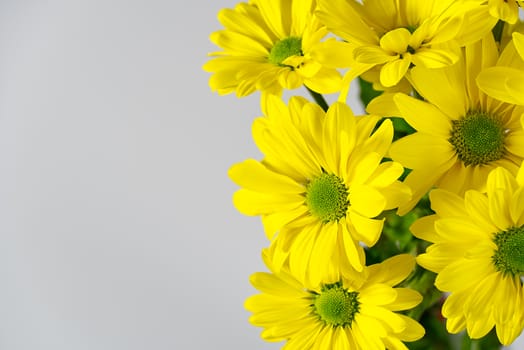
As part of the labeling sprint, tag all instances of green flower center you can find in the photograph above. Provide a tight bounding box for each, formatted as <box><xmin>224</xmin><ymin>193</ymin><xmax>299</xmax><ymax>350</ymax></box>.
<box><xmin>305</xmin><ymin>173</ymin><xmax>349</xmax><ymax>223</ymax></box>
<box><xmin>492</xmin><ymin>226</ymin><xmax>524</xmax><ymax>276</ymax></box>
<box><xmin>268</xmin><ymin>36</ymin><xmax>302</xmax><ymax>66</ymax></box>
<box><xmin>313</xmin><ymin>282</ymin><xmax>360</xmax><ymax>327</ymax></box>
<box><xmin>448</xmin><ymin>110</ymin><xmax>506</xmax><ymax>166</ymax></box>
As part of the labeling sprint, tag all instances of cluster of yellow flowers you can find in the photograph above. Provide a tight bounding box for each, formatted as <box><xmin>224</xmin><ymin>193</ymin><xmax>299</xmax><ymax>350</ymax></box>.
<box><xmin>205</xmin><ymin>1</ymin><xmax>524</xmax><ymax>348</ymax></box>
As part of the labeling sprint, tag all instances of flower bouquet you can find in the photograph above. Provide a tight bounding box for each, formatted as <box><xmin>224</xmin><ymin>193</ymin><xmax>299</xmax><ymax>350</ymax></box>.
<box><xmin>204</xmin><ymin>1</ymin><xmax>524</xmax><ymax>348</ymax></box>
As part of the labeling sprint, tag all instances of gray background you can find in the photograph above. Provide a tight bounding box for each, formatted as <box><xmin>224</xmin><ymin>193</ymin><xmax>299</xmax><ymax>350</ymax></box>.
<box><xmin>0</xmin><ymin>1</ymin><xmax>521</xmax><ymax>349</ymax></box>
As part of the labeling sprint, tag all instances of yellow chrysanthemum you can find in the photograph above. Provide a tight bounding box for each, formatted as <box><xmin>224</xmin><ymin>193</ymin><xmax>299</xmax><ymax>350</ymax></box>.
<box><xmin>368</xmin><ymin>34</ymin><xmax>524</xmax><ymax>214</ymax></box>
<box><xmin>412</xmin><ymin>163</ymin><xmax>524</xmax><ymax>345</ymax></box>
<box><xmin>246</xmin><ymin>251</ymin><xmax>425</xmax><ymax>349</ymax></box>
<box><xmin>229</xmin><ymin>96</ymin><xmax>410</xmax><ymax>285</ymax></box>
<box><xmin>203</xmin><ymin>0</ymin><xmax>341</xmax><ymax>98</ymax></box>
<box><xmin>315</xmin><ymin>0</ymin><xmax>496</xmax><ymax>88</ymax></box>
<box><xmin>478</xmin><ymin>32</ymin><xmax>524</xmax><ymax>105</ymax></box>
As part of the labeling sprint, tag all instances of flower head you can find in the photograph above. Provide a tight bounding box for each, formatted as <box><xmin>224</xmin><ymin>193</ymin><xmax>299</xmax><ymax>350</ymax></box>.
<box><xmin>246</xmin><ymin>251</ymin><xmax>424</xmax><ymax>349</ymax></box>
<box><xmin>368</xmin><ymin>34</ymin><xmax>524</xmax><ymax>214</ymax></box>
<box><xmin>229</xmin><ymin>96</ymin><xmax>410</xmax><ymax>285</ymax></box>
<box><xmin>412</xmin><ymin>162</ymin><xmax>524</xmax><ymax>345</ymax></box>
<box><xmin>316</xmin><ymin>0</ymin><xmax>496</xmax><ymax>88</ymax></box>
<box><xmin>203</xmin><ymin>0</ymin><xmax>341</xmax><ymax>98</ymax></box>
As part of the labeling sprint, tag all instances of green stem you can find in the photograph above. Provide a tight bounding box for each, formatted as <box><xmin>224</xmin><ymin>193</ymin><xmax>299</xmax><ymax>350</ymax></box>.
<box><xmin>306</xmin><ymin>86</ymin><xmax>329</xmax><ymax>112</ymax></box>
<box><xmin>492</xmin><ymin>20</ymin><xmax>505</xmax><ymax>43</ymax></box>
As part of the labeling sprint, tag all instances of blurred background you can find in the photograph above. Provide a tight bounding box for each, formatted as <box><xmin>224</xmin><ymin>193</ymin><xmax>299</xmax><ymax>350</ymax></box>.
<box><xmin>0</xmin><ymin>1</ymin><xmax>521</xmax><ymax>349</ymax></box>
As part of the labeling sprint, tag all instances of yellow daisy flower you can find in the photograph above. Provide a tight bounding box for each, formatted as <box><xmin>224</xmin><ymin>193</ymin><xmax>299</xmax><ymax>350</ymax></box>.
<box><xmin>316</xmin><ymin>0</ymin><xmax>496</xmax><ymax>88</ymax></box>
<box><xmin>246</xmin><ymin>251</ymin><xmax>425</xmax><ymax>349</ymax></box>
<box><xmin>228</xmin><ymin>96</ymin><xmax>410</xmax><ymax>285</ymax></box>
<box><xmin>203</xmin><ymin>0</ymin><xmax>341</xmax><ymax>98</ymax></box>
<box><xmin>368</xmin><ymin>34</ymin><xmax>524</xmax><ymax>214</ymax></box>
<box><xmin>412</xmin><ymin>163</ymin><xmax>524</xmax><ymax>345</ymax></box>
<box><xmin>478</xmin><ymin>32</ymin><xmax>524</xmax><ymax>105</ymax></box>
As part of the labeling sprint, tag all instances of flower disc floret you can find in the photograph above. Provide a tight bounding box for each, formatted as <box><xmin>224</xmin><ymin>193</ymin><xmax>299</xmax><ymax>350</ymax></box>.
<box><xmin>268</xmin><ymin>36</ymin><xmax>302</xmax><ymax>66</ymax></box>
<box><xmin>448</xmin><ymin>111</ymin><xmax>506</xmax><ymax>166</ymax></box>
<box><xmin>306</xmin><ymin>173</ymin><xmax>349</xmax><ymax>223</ymax></box>
<box><xmin>313</xmin><ymin>282</ymin><xmax>360</xmax><ymax>327</ymax></box>
<box><xmin>492</xmin><ymin>226</ymin><xmax>524</xmax><ymax>276</ymax></box>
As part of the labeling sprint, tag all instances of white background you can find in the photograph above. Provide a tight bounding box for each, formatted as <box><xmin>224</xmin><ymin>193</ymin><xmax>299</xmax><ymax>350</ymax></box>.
<box><xmin>0</xmin><ymin>1</ymin><xmax>521</xmax><ymax>349</ymax></box>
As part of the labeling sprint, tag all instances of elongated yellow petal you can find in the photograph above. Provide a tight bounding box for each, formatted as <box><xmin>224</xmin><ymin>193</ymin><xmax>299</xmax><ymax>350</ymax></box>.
<box><xmin>379</xmin><ymin>28</ymin><xmax>410</xmax><ymax>54</ymax></box>
<box><xmin>349</xmin><ymin>210</ymin><xmax>384</xmax><ymax>247</ymax></box>
<box><xmin>229</xmin><ymin>159</ymin><xmax>304</xmax><ymax>193</ymax></box>
<box><xmin>411</xmin><ymin>47</ymin><xmax>458</xmax><ymax>68</ymax></box>
<box><xmin>393</xmin><ymin>93</ymin><xmax>452</xmax><ymax>137</ymax></box>
<box><xmin>316</xmin><ymin>0</ymin><xmax>379</xmax><ymax>45</ymax></box>
<box><xmin>350</xmin><ymin>184</ymin><xmax>387</xmax><ymax>217</ymax></box>
<box><xmin>387</xmin><ymin>288</ymin><xmax>423</xmax><ymax>311</ymax></box>
<box><xmin>380</xmin><ymin>57</ymin><xmax>411</xmax><ymax>87</ymax></box>
<box><xmin>477</xmin><ymin>67</ymin><xmax>524</xmax><ymax>105</ymax></box>
<box><xmin>233</xmin><ymin>189</ymin><xmax>304</xmax><ymax>216</ymax></box>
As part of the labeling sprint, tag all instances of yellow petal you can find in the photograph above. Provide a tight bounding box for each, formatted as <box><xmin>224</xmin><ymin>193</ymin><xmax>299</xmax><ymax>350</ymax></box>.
<box><xmin>380</xmin><ymin>57</ymin><xmax>411</xmax><ymax>87</ymax></box>
<box><xmin>477</xmin><ymin>67</ymin><xmax>524</xmax><ymax>105</ymax></box>
<box><xmin>359</xmin><ymin>304</ymin><xmax>406</xmax><ymax>333</ymax></box>
<box><xmin>341</xmin><ymin>222</ymin><xmax>365</xmax><ymax>271</ymax></box>
<box><xmin>311</xmin><ymin>38</ymin><xmax>356</xmax><ymax>68</ymax></box>
<box><xmin>333</xmin><ymin>327</ymin><xmax>351</xmax><ymax>350</ymax></box>
<box><xmin>346</xmin><ymin>151</ymin><xmax>382</xmax><ymax>186</ymax></box>
<box><xmin>362</xmin><ymin>119</ymin><xmax>394</xmax><ymax>157</ymax></box>
<box><xmin>455</xmin><ymin>6</ymin><xmax>497</xmax><ymax>46</ymax></box>
<box><xmin>249</xmin><ymin>272</ymin><xmax>300</xmax><ymax>296</ymax></box>
<box><xmin>217</xmin><ymin>8</ymin><xmax>274</xmax><ymax>47</ymax></box>
<box><xmin>303</xmin><ymin>67</ymin><xmax>342</xmax><ymax>94</ymax></box>
<box><xmin>379</xmin><ymin>28</ymin><xmax>410</xmax><ymax>54</ymax></box>
<box><xmin>366</xmin><ymin>93</ymin><xmax>401</xmax><ymax>117</ymax></box>
<box><xmin>410</xmin><ymin>214</ymin><xmax>438</xmax><ymax>242</ymax></box>
<box><xmin>435</xmin><ymin>218</ymin><xmax>486</xmax><ymax>242</ymax></box>
<box><xmin>278</xmin><ymin>69</ymin><xmax>303</xmax><ymax>89</ymax></box>
<box><xmin>389</xmin><ymin>133</ymin><xmax>455</xmax><ymax>169</ymax></box>
<box><xmin>316</xmin><ymin>0</ymin><xmax>379</xmax><ymax>45</ymax></box>
<box><xmin>429</xmin><ymin>189</ymin><xmax>466</xmax><ymax>217</ymax></box>
<box><xmin>348</xmin><ymin>210</ymin><xmax>384</xmax><ymax>247</ymax></box>
<box><xmin>290</xmin><ymin>0</ymin><xmax>314</xmax><ymax>35</ymax></box>
<box><xmin>365</xmin><ymin>254</ymin><xmax>416</xmax><ymax>286</ymax></box>
<box><xmin>409</xmin><ymin>65</ymin><xmax>467</xmax><ymax>120</ymax></box>
<box><xmin>367</xmin><ymin>161</ymin><xmax>404</xmax><ymax>188</ymax></box>
<box><xmin>254</xmin><ymin>0</ymin><xmax>289</xmax><ymax>38</ymax></box>
<box><xmin>210</xmin><ymin>30</ymin><xmax>268</xmax><ymax>56</ymax></box>
<box><xmin>228</xmin><ymin>159</ymin><xmax>304</xmax><ymax>193</ymax></box>
<box><xmin>288</xmin><ymin>223</ymin><xmax>318</xmax><ymax>284</ymax></box>
<box><xmin>489</xmin><ymin>0</ymin><xmax>519</xmax><ymax>24</ymax></box>
<box><xmin>387</xmin><ymin>288</ymin><xmax>423</xmax><ymax>311</ymax></box>
<box><xmin>360</xmin><ymin>284</ymin><xmax>398</xmax><ymax>306</ymax></box>
<box><xmin>233</xmin><ymin>189</ymin><xmax>304</xmax><ymax>216</ymax></box>
<box><xmin>438</xmin><ymin>257</ymin><xmax>494</xmax><ymax>291</ymax></box>
<box><xmin>308</xmin><ymin>222</ymin><xmax>338</xmax><ymax>286</ymax></box>
<box><xmin>513</xmin><ymin>32</ymin><xmax>524</xmax><ymax>60</ymax></box>
<box><xmin>411</xmin><ymin>47</ymin><xmax>458</xmax><ymax>68</ymax></box>
<box><xmin>393</xmin><ymin>94</ymin><xmax>452</xmax><ymax>137</ymax></box>
<box><xmin>354</xmin><ymin>45</ymin><xmax>395</xmax><ymax>65</ymax></box>
<box><xmin>464</xmin><ymin>190</ymin><xmax>499</xmax><ymax>233</ymax></box>
<box><xmin>349</xmin><ymin>184</ymin><xmax>387</xmax><ymax>217</ymax></box>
